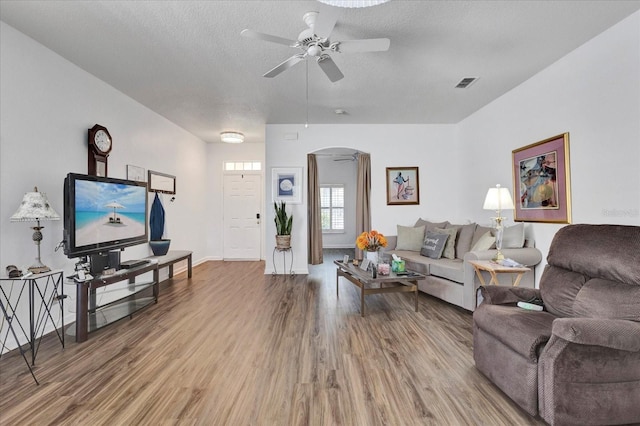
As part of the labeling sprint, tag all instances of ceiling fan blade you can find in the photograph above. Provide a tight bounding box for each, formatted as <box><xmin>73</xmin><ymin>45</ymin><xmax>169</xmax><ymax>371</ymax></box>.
<box><xmin>264</xmin><ymin>54</ymin><xmax>305</xmax><ymax>78</ymax></box>
<box><xmin>317</xmin><ymin>55</ymin><xmax>344</xmax><ymax>83</ymax></box>
<box><xmin>336</xmin><ymin>38</ymin><xmax>391</xmax><ymax>53</ymax></box>
<box><xmin>312</xmin><ymin>9</ymin><xmax>338</xmax><ymax>39</ymax></box>
<box><xmin>241</xmin><ymin>29</ymin><xmax>297</xmax><ymax>47</ymax></box>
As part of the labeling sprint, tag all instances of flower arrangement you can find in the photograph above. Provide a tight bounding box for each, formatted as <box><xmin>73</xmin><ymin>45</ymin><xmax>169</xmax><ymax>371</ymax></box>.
<box><xmin>356</xmin><ymin>230</ymin><xmax>388</xmax><ymax>252</ymax></box>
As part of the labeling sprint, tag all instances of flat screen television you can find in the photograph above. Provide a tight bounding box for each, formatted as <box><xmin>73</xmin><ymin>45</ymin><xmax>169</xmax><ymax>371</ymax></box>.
<box><xmin>63</xmin><ymin>173</ymin><xmax>148</xmax><ymax>258</ymax></box>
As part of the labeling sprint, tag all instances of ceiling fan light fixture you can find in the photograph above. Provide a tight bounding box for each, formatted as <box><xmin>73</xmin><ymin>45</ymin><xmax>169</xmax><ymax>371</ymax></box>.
<box><xmin>307</xmin><ymin>44</ymin><xmax>322</xmax><ymax>57</ymax></box>
<box><xmin>220</xmin><ymin>132</ymin><xmax>244</xmax><ymax>144</ymax></box>
<box><xmin>317</xmin><ymin>0</ymin><xmax>390</xmax><ymax>8</ymax></box>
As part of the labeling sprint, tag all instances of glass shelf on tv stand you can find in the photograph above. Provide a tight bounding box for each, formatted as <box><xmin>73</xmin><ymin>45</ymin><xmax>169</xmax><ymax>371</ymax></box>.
<box><xmin>89</xmin><ymin>280</ymin><xmax>155</xmax><ymax>308</ymax></box>
<box><xmin>69</xmin><ymin>261</ymin><xmax>159</xmax><ymax>342</ymax></box>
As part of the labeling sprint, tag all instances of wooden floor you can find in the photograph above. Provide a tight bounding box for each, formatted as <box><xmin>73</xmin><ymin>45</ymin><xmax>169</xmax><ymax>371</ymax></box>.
<box><xmin>0</xmin><ymin>253</ymin><xmax>543</xmax><ymax>425</ymax></box>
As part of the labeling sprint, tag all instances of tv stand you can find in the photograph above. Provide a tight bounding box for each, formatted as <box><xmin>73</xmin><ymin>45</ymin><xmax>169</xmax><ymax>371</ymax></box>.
<box><xmin>69</xmin><ymin>261</ymin><xmax>159</xmax><ymax>342</ymax></box>
<box><xmin>145</xmin><ymin>250</ymin><xmax>192</xmax><ymax>279</ymax></box>
<box><xmin>69</xmin><ymin>250</ymin><xmax>192</xmax><ymax>342</ymax></box>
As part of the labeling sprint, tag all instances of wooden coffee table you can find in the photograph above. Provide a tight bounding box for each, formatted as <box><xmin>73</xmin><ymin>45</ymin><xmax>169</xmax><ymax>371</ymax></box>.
<box><xmin>334</xmin><ymin>260</ymin><xmax>425</xmax><ymax>316</ymax></box>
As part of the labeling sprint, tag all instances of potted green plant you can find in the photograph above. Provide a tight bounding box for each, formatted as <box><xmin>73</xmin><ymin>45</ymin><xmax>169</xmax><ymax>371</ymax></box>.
<box><xmin>274</xmin><ymin>201</ymin><xmax>293</xmax><ymax>249</ymax></box>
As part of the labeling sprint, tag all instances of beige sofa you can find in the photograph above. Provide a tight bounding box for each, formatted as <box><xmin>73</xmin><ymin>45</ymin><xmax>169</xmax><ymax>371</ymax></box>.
<box><xmin>381</xmin><ymin>219</ymin><xmax>543</xmax><ymax>311</ymax></box>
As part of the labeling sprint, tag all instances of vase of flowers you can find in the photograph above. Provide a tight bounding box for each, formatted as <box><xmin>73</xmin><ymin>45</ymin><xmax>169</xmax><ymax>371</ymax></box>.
<box><xmin>356</xmin><ymin>230</ymin><xmax>387</xmax><ymax>264</ymax></box>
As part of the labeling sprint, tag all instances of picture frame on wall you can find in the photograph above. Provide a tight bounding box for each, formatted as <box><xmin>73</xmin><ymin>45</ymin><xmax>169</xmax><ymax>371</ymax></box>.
<box><xmin>386</xmin><ymin>167</ymin><xmax>420</xmax><ymax>205</ymax></box>
<box><xmin>126</xmin><ymin>164</ymin><xmax>145</xmax><ymax>182</ymax></box>
<box><xmin>272</xmin><ymin>167</ymin><xmax>303</xmax><ymax>204</ymax></box>
<box><xmin>148</xmin><ymin>170</ymin><xmax>176</xmax><ymax>194</ymax></box>
<box><xmin>512</xmin><ymin>133</ymin><xmax>572</xmax><ymax>223</ymax></box>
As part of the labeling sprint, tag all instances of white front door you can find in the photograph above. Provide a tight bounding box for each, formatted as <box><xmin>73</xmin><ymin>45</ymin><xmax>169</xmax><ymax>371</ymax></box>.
<box><xmin>223</xmin><ymin>173</ymin><xmax>262</xmax><ymax>260</ymax></box>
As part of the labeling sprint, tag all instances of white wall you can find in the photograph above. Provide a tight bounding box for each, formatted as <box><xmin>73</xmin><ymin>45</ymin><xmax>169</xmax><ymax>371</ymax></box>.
<box><xmin>265</xmin><ymin>124</ymin><xmax>458</xmax><ymax>274</ymax></box>
<box><xmin>458</xmin><ymin>11</ymin><xmax>640</xmax><ymax>282</ymax></box>
<box><xmin>0</xmin><ymin>22</ymin><xmax>209</xmax><ymax>351</ymax></box>
<box><xmin>316</xmin><ymin>156</ymin><xmax>357</xmax><ymax>248</ymax></box>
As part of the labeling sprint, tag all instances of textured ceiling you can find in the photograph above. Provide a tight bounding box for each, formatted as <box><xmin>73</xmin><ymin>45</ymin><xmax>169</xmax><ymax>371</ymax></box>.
<box><xmin>1</xmin><ymin>1</ymin><xmax>639</xmax><ymax>144</ymax></box>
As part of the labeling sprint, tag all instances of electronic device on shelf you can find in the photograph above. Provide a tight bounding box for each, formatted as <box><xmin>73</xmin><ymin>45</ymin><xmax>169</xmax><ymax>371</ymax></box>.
<box><xmin>120</xmin><ymin>259</ymin><xmax>149</xmax><ymax>269</ymax></box>
<box><xmin>63</xmin><ymin>173</ymin><xmax>149</xmax><ymax>259</ymax></box>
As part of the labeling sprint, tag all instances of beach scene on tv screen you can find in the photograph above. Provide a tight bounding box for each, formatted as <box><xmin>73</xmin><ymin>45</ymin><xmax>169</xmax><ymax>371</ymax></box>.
<box><xmin>75</xmin><ymin>180</ymin><xmax>146</xmax><ymax>247</ymax></box>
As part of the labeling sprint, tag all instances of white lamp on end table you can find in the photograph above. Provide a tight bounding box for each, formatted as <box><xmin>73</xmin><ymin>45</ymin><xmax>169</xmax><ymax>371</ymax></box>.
<box><xmin>483</xmin><ymin>184</ymin><xmax>515</xmax><ymax>261</ymax></box>
<box><xmin>10</xmin><ymin>187</ymin><xmax>60</xmax><ymax>273</ymax></box>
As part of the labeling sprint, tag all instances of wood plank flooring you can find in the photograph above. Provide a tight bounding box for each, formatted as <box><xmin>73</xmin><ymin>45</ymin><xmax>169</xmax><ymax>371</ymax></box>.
<box><xmin>0</xmin><ymin>254</ymin><xmax>543</xmax><ymax>425</ymax></box>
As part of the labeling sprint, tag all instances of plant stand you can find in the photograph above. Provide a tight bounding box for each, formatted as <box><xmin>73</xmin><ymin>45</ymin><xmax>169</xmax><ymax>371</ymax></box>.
<box><xmin>272</xmin><ymin>247</ymin><xmax>294</xmax><ymax>276</ymax></box>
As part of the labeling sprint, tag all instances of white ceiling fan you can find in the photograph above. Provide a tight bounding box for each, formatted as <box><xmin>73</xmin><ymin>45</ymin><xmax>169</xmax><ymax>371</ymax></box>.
<box><xmin>333</xmin><ymin>152</ymin><xmax>359</xmax><ymax>162</ymax></box>
<box><xmin>241</xmin><ymin>10</ymin><xmax>390</xmax><ymax>82</ymax></box>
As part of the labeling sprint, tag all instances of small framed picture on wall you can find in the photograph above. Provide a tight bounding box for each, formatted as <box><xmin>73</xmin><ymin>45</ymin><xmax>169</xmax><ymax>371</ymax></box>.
<box><xmin>148</xmin><ymin>170</ymin><xmax>176</xmax><ymax>194</ymax></box>
<box><xmin>126</xmin><ymin>165</ymin><xmax>145</xmax><ymax>182</ymax></box>
<box><xmin>272</xmin><ymin>167</ymin><xmax>303</xmax><ymax>204</ymax></box>
<box><xmin>386</xmin><ymin>167</ymin><xmax>420</xmax><ymax>205</ymax></box>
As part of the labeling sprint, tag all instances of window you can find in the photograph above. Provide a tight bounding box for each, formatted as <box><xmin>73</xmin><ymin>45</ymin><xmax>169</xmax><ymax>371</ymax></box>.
<box><xmin>224</xmin><ymin>161</ymin><xmax>262</xmax><ymax>171</ymax></box>
<box><xmin>320</xmin><ymin>185</ymin><xmax>344</xmax><ymax>232</ymax></box>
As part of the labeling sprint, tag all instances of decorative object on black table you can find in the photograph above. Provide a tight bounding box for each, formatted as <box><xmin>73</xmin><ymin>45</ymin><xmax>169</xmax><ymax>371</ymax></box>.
<box><xmin>6</xmin><ymin>265</ymin><xmax>22</xmax><ymax>278</ymax></box>
<box><xmin>10</xmin><ymin>187</ymin><xmax>61</xmax><ymax>273</ymax></box>
<box><xmin>149</xmin><ymin>192</ymin><xmax>171</xmax><ymax>256</ymax></box>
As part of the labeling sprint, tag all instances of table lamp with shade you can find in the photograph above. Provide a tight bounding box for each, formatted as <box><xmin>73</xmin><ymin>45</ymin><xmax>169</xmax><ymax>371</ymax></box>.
<box><xmin>483</xmin><ymin>184</ymin><xmax>515</xmax><ymax>261</ymax></box>
<box><xmin>10</xmin><ymin>187</ymin><xmax>60</xmax><ymax>274</ymax></box>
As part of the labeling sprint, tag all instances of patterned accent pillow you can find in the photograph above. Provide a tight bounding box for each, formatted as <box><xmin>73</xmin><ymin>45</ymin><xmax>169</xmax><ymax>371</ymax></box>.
<box><xmin>420</xmin><ymin>232</ymin><xmax>449</xmax><ymax>259</ymax></box>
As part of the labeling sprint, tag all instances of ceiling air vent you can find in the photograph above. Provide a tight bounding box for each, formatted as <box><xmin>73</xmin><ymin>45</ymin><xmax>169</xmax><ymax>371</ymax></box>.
<box><xmin>455</xmin><ymin>77</ymin><xmax>479</xmax><ymax>89</ymax></box>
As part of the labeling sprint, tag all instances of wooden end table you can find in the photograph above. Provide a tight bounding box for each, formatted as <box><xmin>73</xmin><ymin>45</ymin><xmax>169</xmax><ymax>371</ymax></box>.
<box><xmin>469</xmin><ymin>260</ymin><xmax>531</xmax><ymax>287</ymax></box>
<box><xmin>334</xmin><ymin>260</ymin><xmax>425</xmax><ymax>316</ymax></box>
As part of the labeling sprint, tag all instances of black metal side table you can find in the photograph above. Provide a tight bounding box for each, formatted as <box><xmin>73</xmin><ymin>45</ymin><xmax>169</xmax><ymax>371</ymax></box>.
<box><xmin>0</xmin><ymin>269</ymin><xmax>65</xmax><ymax>384</ymax></box>
<box><xmin>272</xmin><ymin>247</ymin><xmax>294</xmax><ymax>276</ymax></box>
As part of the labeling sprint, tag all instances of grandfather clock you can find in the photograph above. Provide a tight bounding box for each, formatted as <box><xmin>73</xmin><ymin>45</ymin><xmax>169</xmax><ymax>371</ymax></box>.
<box><xmin>87</xmin><ymin>124</ymin><xmax>112</xmax><ymax>177</ymax></box>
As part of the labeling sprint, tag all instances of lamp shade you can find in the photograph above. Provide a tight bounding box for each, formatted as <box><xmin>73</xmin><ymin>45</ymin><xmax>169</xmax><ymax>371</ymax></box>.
<box><xmin>10</xmin><ymin>187</ymin><xmax>60</xmax><ymax>222</ymax></box>
<box><xmin>220</xmin><ymin>132</ymin><xmax>244</xmax><ymax>144</ymax></box>
<box><xmin>483</xmin><ymin>184</ymin><xmax>515</xmax><ymax>211</ymax></box>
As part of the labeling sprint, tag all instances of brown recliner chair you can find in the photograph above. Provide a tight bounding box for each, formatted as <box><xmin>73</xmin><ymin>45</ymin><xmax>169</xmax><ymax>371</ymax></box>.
<box><xmin>473</xmin><ymin>224</ymin><xmax>640</xmax><ymax>425</ymax></box>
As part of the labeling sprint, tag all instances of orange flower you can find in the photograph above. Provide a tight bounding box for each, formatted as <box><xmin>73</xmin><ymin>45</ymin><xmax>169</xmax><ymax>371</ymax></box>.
<box><xmin>355</xmin><ymin>230</ymin><xmax>387</xmax><ymax>251</ymax></box>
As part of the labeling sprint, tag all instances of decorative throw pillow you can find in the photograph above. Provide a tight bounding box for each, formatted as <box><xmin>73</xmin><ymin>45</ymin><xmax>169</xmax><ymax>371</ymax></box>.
<box><xmin>470</xmin><ymin>231</ymin><xmax>496</xmax><ymax>252</ymax></box>
<box><xmin>500</xmin><ymin>223</ymin><xmax>525</xmax><ymax>248</ymax></box>
<box><xmin>420</xmin><ymin>232</ymin><xmax>449</xmax><ymax>259</ymax></box>
<box><xmin>396</xmin><ymin>225</ymin><xmax>425</xmax><ymax>251</ymax></box>
<box><xmin>434</xmin><ymin>227</ymin><xmax>458</xmax><ymax>259</ymax></box>
<box><xmin>414</xmin><ymin>218</ymin><xmax>449</xmax><ymax>233</ymax></box>
<box><xmin>447</xmin><ymin>223</ymin><xmax>477</xmax><ymax>258</ymax></box>
<box><xmin>471</xmin><ymin>225</ymin><xmax>495</xmax><ymax>249</ymax></box>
